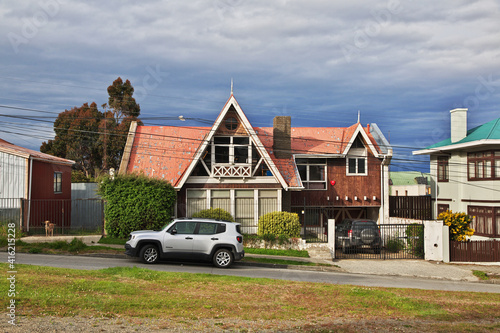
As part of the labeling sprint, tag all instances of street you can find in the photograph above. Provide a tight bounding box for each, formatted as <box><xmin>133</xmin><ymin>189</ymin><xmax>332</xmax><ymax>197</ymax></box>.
<box><xmin>3</xmin><ymin>252</ymin><xmax>500</xmax><ymax>293</ymax></box>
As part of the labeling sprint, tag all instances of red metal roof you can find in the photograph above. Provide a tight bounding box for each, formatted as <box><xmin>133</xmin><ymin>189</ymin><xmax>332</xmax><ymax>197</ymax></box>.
<box><xmin>126</xmin><ymin>123</ymin><xmax>381</xmax><ymax>188</ymax></box>
<box><xmin>0</xmin><ymin>138</ymin><xmax>75</xmax><ymax>165</ymax></box>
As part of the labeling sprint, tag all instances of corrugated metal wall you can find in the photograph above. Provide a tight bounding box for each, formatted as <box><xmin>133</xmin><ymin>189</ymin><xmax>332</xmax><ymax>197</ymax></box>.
<box><xmin>0</xmin><ymin>151</ymin><xmax>26</xmax><ymax>200</ymax></box>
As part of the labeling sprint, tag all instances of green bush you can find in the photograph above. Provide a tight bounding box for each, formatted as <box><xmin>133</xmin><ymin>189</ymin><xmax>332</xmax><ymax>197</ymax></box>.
<box><xmin>258</xmin><ymin>211</ymin><xmax>301</xmax><ymax>238</ymax></box>
<box><xmin>406</xmin><ymin>223</ymin><xmax>424</xmax><ymax>257</ymax></box>
<box><xmin>386</xmin><ymin>238</ymin><xmax>404</xmax><ymax>253</ymax></box>
<box><xmin>192</xmin><ymin>208</ymin><xmax>234</xmax><ymax>222</ymax></box>
<box><xmin>98</xmin><ymin>174</ymin><xmax>176</xmax><ymax>238</ymax></box>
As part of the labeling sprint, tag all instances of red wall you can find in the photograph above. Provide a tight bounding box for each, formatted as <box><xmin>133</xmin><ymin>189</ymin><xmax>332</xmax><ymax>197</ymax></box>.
<box><xmin>30</xmin><ymin>160</ymin><xmax>72</xmax><ymax>200</ymax></box>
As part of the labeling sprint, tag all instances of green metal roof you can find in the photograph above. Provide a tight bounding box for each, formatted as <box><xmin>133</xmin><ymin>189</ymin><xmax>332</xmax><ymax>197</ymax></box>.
<box><xmin>426</xmin><ymin>117</ymin><xmax>500</xmax><ymax>150</ymax></box>
<box><xmin>390</xmin><ymin>171</ymin><xmax>431</xmax><ymax>186</ymax></box>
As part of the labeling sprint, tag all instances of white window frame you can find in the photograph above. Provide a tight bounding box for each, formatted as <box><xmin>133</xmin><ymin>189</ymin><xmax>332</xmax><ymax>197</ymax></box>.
<box><xmin>346</xmin><ymin>148</ymin><xmax>367</xmax><ymax>176</ymax></box>
<box><xmin>296</xmin><ymin>159</ymin><xmax>327</xmax><ymax>190</ymax></box>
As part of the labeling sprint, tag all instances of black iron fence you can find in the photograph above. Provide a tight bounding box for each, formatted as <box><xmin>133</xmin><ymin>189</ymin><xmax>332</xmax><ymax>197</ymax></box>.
<box><xmin>389</xmin><ymin>196</ymin><xmax>432</xmax><ymax>220</ymax></box>
<box><xmin>0</xmin><ymin>198</ymin><xmax>104</xmax><ymax>234</ymax></box>
<box><xmin>335</xmin><ymin>223</ymin><xmax>425</xmax><ymax>259</ymax></box>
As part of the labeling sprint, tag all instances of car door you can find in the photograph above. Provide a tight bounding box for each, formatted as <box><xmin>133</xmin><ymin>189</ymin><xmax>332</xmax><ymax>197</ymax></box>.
<box><xmin>192</xmin><ymin>222</ymin><xmax>223</xmax><ymax>255</ymax></box>
<box><xmin>163</xmin><ymin>221</ymin><xmax>198</xmax><ymax>254</ymax></box>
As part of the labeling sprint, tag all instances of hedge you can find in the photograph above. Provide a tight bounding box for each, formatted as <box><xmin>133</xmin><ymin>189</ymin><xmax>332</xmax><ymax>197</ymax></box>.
<box><xmin>258</xmin><ymin>211</ymin><xmax>301</xmax><ymax>238</ymax></box>
<box><xmin>98</xmin><ymin>174</ymin><xmax>176</xmax><ymax>238</ymax></box>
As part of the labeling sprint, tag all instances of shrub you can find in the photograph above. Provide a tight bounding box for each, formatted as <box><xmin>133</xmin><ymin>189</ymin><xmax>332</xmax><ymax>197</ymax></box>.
<box><xmin>386</xmin><ymin>238</ymin><xmax>405</xmax><ymax>253</ymax></box>
<box><xmin>192</xmin><ymin>208</ymin><xmax>234</xmax><ymax>222</ymax></box>
<box><xmin>437</xmin><ymin>210</ymin><xmax>474</xmax><ymax>242</ymax></box>
<box><xmin>98</xmin><ymin>174</ymin><xmax>176</xmax><ymax>238</ymax></box>
<box><xmin>406</xmin><ymin>223</ymin><xmax>424</xmax><ymax>257</ymax></box>
<box><xmin>258</xmin><ymin>211</ymin><xmax>301</xmax><ymax>238</ymax></box>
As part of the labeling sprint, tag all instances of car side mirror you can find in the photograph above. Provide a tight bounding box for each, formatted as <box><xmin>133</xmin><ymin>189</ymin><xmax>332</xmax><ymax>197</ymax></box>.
<box><xmin>170</xmin><ymin>229</ymin><xmax>177</xmax><ymax>235</ymax></box>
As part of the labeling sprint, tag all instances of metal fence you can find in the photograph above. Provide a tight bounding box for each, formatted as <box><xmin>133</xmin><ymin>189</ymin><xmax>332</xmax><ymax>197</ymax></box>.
<box><xmin>335</xmin><ymin>223</ymin><xmax>425</xmax><ymax>259</ymax></box>
<box><xmin>450</xmin><ymin>240</ymin><xmax>500</xmax><ymax>262</ymax></box>
<box><xmin>0</xmin><ymin>198</ymin><xmax>104</xmax><ymax>234</ymax></box>
<box><xmin>389</xmin><ymin>196</ymin><xmax>432</xmax><ymax>220</ymax></box>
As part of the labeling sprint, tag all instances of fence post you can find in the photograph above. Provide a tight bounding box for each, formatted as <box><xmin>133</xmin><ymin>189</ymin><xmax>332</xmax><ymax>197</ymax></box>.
<box><xmin>328</xmin><ymin>219</ymin><xmax>335</xmax><ymax>258</ymax></box>
<box><xmin>442</xmin><ymin>225</ymin><xmax>450</xmax><ymax>263</ymax></box>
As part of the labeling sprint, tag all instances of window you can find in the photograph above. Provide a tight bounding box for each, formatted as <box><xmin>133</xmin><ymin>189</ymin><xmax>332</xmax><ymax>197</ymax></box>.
<box><xmin>437</xmin><ymin>204</ymin><xmax>449</xmax><ymax>216</ymax></box>
<box><xmin>346</xmin><ymin>137</ymin><xmax>367</xmax><ymax>176</ymax></box>
<box><xmin>170</xmin><ymin>222</ymin><xmax>197</xmax><ymax>234</ymax></box>
<box><xmin>213</xmin><ymin>136</ymin><xmax>251</xmax><ymax>164</ymax></box>
<box><xmin>468</xmin><ymin>206</ymin><xmax>499</xmax><ymax>237</ymax></box>
<box><xmin>468</xmin><ymin>150</ymin><xmax>500</xmax><ymax>180</ymax></box>
<box><xmin>187</xmin><ymin>190</ymin><xmax>207</xmax><ymax>217</ymax></box>
<box><xmin>296</xmin><ymin>158</ymin><xmax>326</xmax><ymax>189</ymax></box>
<box><xmin>437</xmin><ymin>156</ymin><xmax>449</xmax><ymax>182</ymax></box>
<box><xmin>225</xmin><ymin>117</ymin><xmax>238</xmax><ymax>131</ymax></box>
<box><xmin>54</xmin><ymin>172</ymin><xmax>62</xmax><ymax>193</ymax></box>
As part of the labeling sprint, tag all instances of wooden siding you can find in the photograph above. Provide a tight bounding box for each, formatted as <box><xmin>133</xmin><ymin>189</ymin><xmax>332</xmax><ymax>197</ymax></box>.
<box><xmin>31</xmin><ymin>160</ymin><xmax>72</xmax><ymax>200</ymax></box>
<box><xmin>291</xmin><ymin>155</ymin><xmax>382</xmax><ymax>206</ymax></box>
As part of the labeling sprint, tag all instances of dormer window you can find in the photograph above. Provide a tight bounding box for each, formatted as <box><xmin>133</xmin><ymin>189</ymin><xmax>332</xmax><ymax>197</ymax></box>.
<box><xmin>347</xmin><ymin>136</ymin><xmax>367</xmax><ymax>176</ymax></box>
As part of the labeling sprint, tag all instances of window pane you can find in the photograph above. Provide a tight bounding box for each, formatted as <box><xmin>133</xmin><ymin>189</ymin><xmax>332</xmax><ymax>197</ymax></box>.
<box><xmin>259</xmin><ymin>190</ymin><xmax>277</xmax><ymax>198</ymax></box>
<box><xmin>233</xmin><ymin>137</ymin><xmax>249</xmax><ymax>144</ymax></box>
<box><xmin>348</xmin><ymin>158</ymin><xmax>357</xmax><ymax>174</ymax></box>
<box><xmin>298</xmin><ymin>165</ymin><xmax>307</xmax><ymax>181</ymax></box>
<box><xmin>495</xmin><ymin>159</ymin><xmax>500</xmax><ymax>178</ymax></box>
<box><xmin>214</xmin><ymin>137</ymin><xmax>230</xmax><ymax>144</ymax></box>
<box><xmin>187</xmin><ymin>190</ymin><xmax>206</xmax><ymax>198</ymax></box>
<box><xmin>212</xmin><ymin>190</ymin><xmax>230</xmax><ymax>198</ymax></box>
<box><xmin>358</xmin><ymin>158</ymin><xmax>366</xmax><ymax>174</ymax></box>
<box><xmin>198</xmin><ymin>223</ymin><xmax>218</xmax><ymax>235</ymax></box>
<box><xmin>478</xmin><ymin>161</ymin><xmax>484</xmax><ymax>178</ymax></box>
<box><xmin>215</xmin><ymin>146</ymin><xmax>229</xmax><ymax>163</ymax></box>
<box><xmin>485</xmin><ymin>161</ymin><xmax>491</xmax><ymax>178</ymax></box>
<box><xmin>309</xmin><ymin>165</ymin><xmax>325</xmax><ymax>180</ymax></box>
<box><xmin>175</xmin><ymin>222</ymin><xmax>197</xmax><ymax>234</ymax></box>
<box><xmin>234</xmin><ymin>146</ymin><xmax>248</xmax><ymax>163</ymax></box>
<box><xmin>235</xmin><ymin>190</ymin><xmax>253</xmax><ymax>198</ymax></box>
<box><xmin>468</xmin><ymin>161</ymin><xmax>475</xmax><ymax>178</ymax></box>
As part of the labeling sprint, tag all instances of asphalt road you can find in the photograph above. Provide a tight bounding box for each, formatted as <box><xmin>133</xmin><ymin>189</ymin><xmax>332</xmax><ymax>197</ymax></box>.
<box><xmin>4</xmin><ymin>252</ymin><xmax>500</xmax><ymax>293</ymax></box>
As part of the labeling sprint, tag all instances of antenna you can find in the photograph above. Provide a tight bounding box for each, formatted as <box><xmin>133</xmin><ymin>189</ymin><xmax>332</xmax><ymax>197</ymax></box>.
<box><xmin>357</xmin><ymin>110</ymin><xmax>360</xmax><ymax>123</ymax></box>
<box><xmin>231</xmin><ymin>78</ymin><xmax>233</xmax><ymax>95</ymax></box>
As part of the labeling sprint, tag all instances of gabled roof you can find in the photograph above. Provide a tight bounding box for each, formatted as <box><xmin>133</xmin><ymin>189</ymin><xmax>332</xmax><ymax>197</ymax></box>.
<box><xmin>413</xmin><ymin>117</ymin><xmax>500</xmax><ymax>155</ymax></box>
<box><xmin>121</xmin><ymin>95</ymin><xmax>391</xmax><ymax>189</ymax></box>
<box><xmin>0</xmin><ymin>138</ymin><xmax>75</xmax><ymax>165</ymax></box>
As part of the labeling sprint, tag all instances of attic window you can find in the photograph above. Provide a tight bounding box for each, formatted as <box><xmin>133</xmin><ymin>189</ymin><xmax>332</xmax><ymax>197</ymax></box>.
<box><xmin>225</xmin><ymin>117</ymin><xmax>238</xmax><ymax>131</ymax></box>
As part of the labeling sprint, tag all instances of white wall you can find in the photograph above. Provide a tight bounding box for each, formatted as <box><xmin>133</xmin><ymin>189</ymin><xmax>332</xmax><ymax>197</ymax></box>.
<box><xmin>0</xmin><ymin>152</ymin><xmax>26</xmax><ymax>199</ymax></box>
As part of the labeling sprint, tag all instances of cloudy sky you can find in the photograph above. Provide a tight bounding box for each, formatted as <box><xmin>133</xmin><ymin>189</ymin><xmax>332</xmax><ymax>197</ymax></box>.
<box><xmin>1</xmin><ymin>0</ymin><xmax>499</xmax><ymax>172</ymax></box>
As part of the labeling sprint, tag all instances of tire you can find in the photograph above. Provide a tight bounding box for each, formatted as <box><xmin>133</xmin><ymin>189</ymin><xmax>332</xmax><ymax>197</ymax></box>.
<box><xmin>213</xmin><ymin>248</ymin><xmax>233</xmax><ymax>268</ymax></box>
<box><xmin>360</xmin><ymin>228</ymin><xmax>377</xmax><ymax>245</ymax></box>
<box><xmin>139</xmin><ymin>244</ymin><xmax>159</xmax><ymax>264</ymax></box>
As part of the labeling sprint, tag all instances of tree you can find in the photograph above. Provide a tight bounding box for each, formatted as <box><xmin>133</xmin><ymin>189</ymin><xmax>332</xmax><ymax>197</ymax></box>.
<box><xmin>106</xmin><ymin>77</ymin><xmax>140</xmax><ymax>120</ymax></box>
<box><xmin>41</xmin><ymin>102</ymin><xmax>103</xmax><ymax>178</ymax></box>
<box><xmin>41</xmin><ymin>78</ymin><xmax>142</xmax><ymax>179</ymax></box>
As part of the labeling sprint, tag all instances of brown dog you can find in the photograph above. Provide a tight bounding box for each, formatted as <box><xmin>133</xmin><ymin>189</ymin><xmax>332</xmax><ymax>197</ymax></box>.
<box><xmin>44</xmin><ymin>220</ymin><xmax>55</xmax><ymax>237</ymax></box>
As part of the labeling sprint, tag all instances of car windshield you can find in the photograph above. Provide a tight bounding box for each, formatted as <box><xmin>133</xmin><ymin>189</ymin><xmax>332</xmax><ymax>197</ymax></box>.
<box><xmin>353</xmin><ymin>222</ymin><xmax>377</xmax><ymax>227</ymax></box>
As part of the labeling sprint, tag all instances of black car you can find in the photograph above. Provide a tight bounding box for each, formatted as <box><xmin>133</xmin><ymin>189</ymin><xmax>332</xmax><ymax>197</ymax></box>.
<box><xmin>335</xmin><ymin>219</ymin><xmax>381</xmax><ymax>254</ymax></box>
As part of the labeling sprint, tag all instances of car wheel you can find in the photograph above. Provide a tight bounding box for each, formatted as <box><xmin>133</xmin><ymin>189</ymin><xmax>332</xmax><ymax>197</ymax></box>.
<box><xmin>139</xmin><ymin>244</ymin><xmax>159</xmax><ymax>264</ymax></box>
<box><xmin>213</xmin><ymin>248</ymin><xmax>233</xmax><ymax>268</ymax></box>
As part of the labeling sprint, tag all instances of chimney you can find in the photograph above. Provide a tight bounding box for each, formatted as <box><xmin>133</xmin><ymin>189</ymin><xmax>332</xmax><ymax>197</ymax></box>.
<box><xmin>450</xmin><ymin>108</ymin><xmax>468</xmax><ymax>143</ymax></box>
<box><xmin>273</xmin><ymin>116</ymin><xmax>291</xmax><ymax>159</ymax></box>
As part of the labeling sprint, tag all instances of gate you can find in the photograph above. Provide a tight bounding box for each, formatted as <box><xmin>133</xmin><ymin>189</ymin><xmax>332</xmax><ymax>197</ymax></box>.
<box><xmin>291</xmin><ymin>206</ymin><xmax>334</xmax><ymax>243</ymax></box>
<box><xmin>450</xmin><ymin>240</ymin><xmax>500</xmax><ymax>262</ymax></box>
<box><xmin>335</xmin><ymin>223</ymin><xmax>425</xmax><ymax>259</ymax></box>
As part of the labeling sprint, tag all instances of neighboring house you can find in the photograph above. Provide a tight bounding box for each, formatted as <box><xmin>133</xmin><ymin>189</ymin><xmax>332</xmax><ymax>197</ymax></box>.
<box><xmin>0</xmin><ymin>138</ymin><xmax>75</xmax><ymax>231</ymax></box>
<box><xmin>119</xmin><ymin>94</ymin><xmax>393</xmax><ymax>234</ymax></box>
<box><xmin>390</xmin><ymin>171</ymin><xmax>433</xmax><ymax>196</ymax></box>
<box><xmin>413</xmin><ymin>108</ymin><xmax>500</xmax><ymax>239</ymax></box>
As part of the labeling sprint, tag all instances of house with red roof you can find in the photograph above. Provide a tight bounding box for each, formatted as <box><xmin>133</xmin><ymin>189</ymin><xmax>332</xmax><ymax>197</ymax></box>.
<box><xmin>119</xmin><ymin>94</ymin><xmax>393</xmax><ymax>236</ymax></box>
<box><xmin>0</xmin><ymin>138</ymin><xmax>75</xmax><ymax>231</ymax></box>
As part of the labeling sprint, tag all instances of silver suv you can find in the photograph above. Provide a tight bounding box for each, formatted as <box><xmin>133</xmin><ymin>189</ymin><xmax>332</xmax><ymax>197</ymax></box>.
<box><xmin>125</xmin><ymin>218</ymin><xmax>245</xmax><ymax>268</ymax></box>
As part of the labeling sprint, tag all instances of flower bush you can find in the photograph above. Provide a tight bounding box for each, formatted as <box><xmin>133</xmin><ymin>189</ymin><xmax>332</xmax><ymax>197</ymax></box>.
<box><xmin>437</xmin><ymin>210</ymin><xmax>474</xmax><ymax>242</ymax></box>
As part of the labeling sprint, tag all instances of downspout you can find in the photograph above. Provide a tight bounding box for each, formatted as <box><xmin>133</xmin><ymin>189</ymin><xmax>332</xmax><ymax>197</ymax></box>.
<box><xmin>27</xmin><ymin>157</ymin><xmax>33</xmax><ymax>232</ymax></box>
<box><xmin>380</xmin><ymin>157</ymin><xmax>385</xmax><ymax>224</ymax></box>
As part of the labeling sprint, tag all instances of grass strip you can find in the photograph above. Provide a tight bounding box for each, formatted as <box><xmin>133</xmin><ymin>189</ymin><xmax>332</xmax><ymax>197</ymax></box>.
<box><xmin>1</xmin><ymin>263</ymin><xmax>499</xmax><ymax>324</ymax></box>
<box><xmin>244</xmin><ymin>247</ymin><xmax>309</xmax><ymax>257</ymax></box>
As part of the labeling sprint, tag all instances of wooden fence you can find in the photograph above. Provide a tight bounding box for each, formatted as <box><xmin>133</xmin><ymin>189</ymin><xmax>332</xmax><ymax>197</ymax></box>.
<box><xmin>389</xmin><ymin>196</ymin><xmax>432</xmax><ymax>220</ymax></box>
<box><xmin>450</xmin><ymin>240</ymin><xmax>500</xmax><ymax>262</ymax></box>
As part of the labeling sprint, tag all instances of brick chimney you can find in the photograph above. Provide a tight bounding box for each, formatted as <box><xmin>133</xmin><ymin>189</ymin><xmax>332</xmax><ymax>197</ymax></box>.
<box><xmin>273</xmin><ymin>116</ymin><xmax>291</xmax><ymax>159</ymax></box>
<box><xmin>450</xmin><ymin>108</ymin><xmax>468</xmax><ymax>143</ymax></box>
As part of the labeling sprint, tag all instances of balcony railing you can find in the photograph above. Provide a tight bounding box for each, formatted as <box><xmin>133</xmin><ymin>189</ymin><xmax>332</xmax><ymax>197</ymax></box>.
<box><xmin>213</xmin><ymin>164</ymin><xmax>252</xmax><ymax>177</ymax></box>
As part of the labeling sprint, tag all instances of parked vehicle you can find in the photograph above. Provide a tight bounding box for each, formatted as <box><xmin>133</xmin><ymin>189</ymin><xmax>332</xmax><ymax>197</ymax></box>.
<box><xmin>125</xmin><ymin>218</ymin><xmax>245</xmax><ymax>268</ymax></box>
<box><xmin>335</xmin><ymin>219</ymin><xmax>381</xmax><ymax>254</ymax></box>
